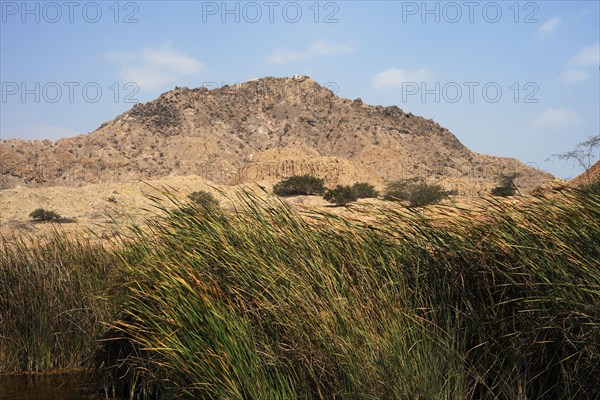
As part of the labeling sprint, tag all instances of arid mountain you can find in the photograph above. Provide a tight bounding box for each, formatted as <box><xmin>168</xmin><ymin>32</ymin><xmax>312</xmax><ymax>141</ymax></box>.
<box><xmin>1</xmin><ymin>76</ymin><xmax>552</xmax><ymax>194</ymax></box>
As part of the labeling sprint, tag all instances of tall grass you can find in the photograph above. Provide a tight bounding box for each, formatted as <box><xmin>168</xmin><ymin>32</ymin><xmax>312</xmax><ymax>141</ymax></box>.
<box><xmin>97</xmin><ymin>189</ymin><xmax>600</xmax><ymax>399</ymax></box>
<box><xmin>0</xmin><ymin>229</ymin><xmax>122</xmax><ymax>373</ymax></box>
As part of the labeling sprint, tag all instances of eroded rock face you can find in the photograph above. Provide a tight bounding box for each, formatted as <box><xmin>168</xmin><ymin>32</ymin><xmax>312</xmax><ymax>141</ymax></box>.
<box><xmin>1</xmin><ymin>76</ymin><xmax>552</xmax><ymax>193</ymax></box>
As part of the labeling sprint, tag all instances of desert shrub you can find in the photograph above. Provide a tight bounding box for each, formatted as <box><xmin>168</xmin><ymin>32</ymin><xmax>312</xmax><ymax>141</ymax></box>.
<box><xmin>29</xmin><ymin>208</ymin><xmax>61</xmax><ymax>222</ymax></box>
<box><xmin>384</xmin><ymin>178</ymin><xmax>453</xmax><ymax>207</ymax></box>
<box><xmin>273</xmin><ymin>175</ymin><xmax>325</xmax><ymax>196</ymax></box>
<box><xmin>491</xmin><ymin>173</ymin><xmax>520</xmax><ymax>197</ymax></box>
<box><xmin>491</xmin><ymin>186</ymin><xmax>517</xmax><ymax>197</ymax></box>
<box><xmin>350</xmin><ymin>182</ymin><xmax>379</xmax><ymax>199</ymax></box>
<box><xmin>187</xmin><ymin>190</ymin><xmax>219</xmax><ymax>207</ymax></box>
<box><xmin>324</xmin><ymin>185</ymin><xmax>358</xmax><ymax>206</ymax></box>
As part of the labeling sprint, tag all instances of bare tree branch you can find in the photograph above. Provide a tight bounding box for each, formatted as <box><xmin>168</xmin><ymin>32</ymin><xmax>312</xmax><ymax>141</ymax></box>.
<box><xmin>547</xmin><ymin>135</ymin><xmax>600</xmax><ymax>183</ymax></box>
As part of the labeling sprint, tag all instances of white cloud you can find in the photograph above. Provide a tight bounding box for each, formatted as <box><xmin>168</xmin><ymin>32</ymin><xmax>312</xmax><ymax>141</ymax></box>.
<box><xmin>139</xmin><ymin>46</ymin><xmax>202</xmax><ymax>75</ymax></box>
<box><xmin>555</xmin><ymin>44</ymin><xmax>598</xmax><ymax>84</ymax></box>
<box><xmin>105</xmin><ymin>44</ymin><xmax>205</xmax><ymax>90</ymax></box>
<box><xmin>537</xmin><ymin>17</ymin><xmax>561</xmax><ymax>37</ymax></box>
<box><xmin>371</xmin><ymin>68</ymin><xmax>434</xmax><ymax>90</ymax></box>
<box><xmin>532</xmin><ymin>107</ymin><xmax>583</xmax><ymax>129</ymax></box>
<box><xmin>566</xmin><ymin>44</ymin><xmax>600</xmax><ymax>68</ymax></box>
<box><xmin>268</xmin><ymin>41</ymin><xmax>356</xmax><ymax>64</ymax></box>
<box><xmin>557</xmin><ymin>69</ymin><xmax>589</xmax><ymax>84</ymax></box>
<box><xmin>118</xmin><ymin>67</ymin><xmax>178</xmax><ymax>91</ymax></box>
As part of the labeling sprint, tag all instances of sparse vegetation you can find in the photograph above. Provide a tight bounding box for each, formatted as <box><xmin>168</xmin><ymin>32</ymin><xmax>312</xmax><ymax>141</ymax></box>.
<box><xmin>323</xmin><ymin>185</ymin><xmax>357</xmax><ymax>206</ymax></box>
<box><xmin>384</xmin><ymin>177</ymin><xmax>454</xmax><ymax>206</ymax></box>
<box><xmin>29</xmin><ymin>208</ymin><xmax>62</xmax><ymax>222</ymax></box>
<box><xmin>272</xmin><ymin>174</ymin><xmax>325</xmax><ymax>196</ymax></box>
<box><xmin>491</xmin><ymin>172</ymin><xmax>520</xmax><ymax>197</ymax></box>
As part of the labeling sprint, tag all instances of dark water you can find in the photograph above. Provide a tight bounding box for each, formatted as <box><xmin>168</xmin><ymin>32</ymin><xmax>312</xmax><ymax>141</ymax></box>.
<box><xmin>0</xmin><ymin>373</ymin><xmax>119</xmax><ymax>400</ymax></box>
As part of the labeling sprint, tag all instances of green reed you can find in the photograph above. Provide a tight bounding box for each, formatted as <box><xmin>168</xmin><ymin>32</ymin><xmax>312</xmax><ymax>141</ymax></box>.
<box><xmin>96</xmin><ymin>189</ymin><xmax>599</xmax><ymax>399</ymax></box>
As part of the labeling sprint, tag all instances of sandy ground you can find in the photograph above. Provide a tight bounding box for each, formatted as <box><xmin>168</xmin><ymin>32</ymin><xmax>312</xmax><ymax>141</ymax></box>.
<box><xmin>0</xmin><ymin>175</ymin><xmax>225</xmax><ymax>238</ymax></box>
<box><xmin>0</xmin><ymin>175</ymin><xmax>412</xmax><ymax>238</ymax></box>
<box><xmin>0</xmin><ymin>174</ymin><xmax>379</xmax><ymax>239</ymax></box>
<box><xmin>1</xmin><ymin>173</ymin><xmax>526</xmax><ymax>241</ymax></box>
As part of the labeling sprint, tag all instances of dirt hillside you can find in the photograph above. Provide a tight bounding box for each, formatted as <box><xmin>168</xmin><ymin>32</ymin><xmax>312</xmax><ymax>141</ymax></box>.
<box><xmin>571</xmin><ymin>161</ymin><xmax>600</xmax><ymax>186</ymax></box>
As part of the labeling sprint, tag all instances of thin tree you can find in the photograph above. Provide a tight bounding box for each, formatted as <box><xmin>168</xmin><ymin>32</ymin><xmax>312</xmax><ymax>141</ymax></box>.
<box><xmin>548</xmin><ymin>135</ymin><xmax>600</xmax><ymax>183</ymax></box>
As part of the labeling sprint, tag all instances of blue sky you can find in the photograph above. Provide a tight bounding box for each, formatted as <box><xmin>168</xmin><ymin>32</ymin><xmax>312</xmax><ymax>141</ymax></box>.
<box><xmin>1</xmin><ymin>0</ymin><xmax>598</xmax><ymax>179</ymax></box>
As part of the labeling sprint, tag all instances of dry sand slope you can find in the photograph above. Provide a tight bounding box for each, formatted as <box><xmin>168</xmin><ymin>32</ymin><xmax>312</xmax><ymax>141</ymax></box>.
<box><xmin>0</xmin><ymin>174</ymin><xmax>391</xmax><ymax>238</ymax></box>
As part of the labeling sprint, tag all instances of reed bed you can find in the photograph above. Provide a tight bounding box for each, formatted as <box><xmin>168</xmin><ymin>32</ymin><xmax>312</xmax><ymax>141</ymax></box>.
<box><xmin>95</xmin><ymin>189</ymin><xmax>600</xmax><ymax>399</ymax></box>
<box><xmin>0</xmin><ymin>229</ymin><xmax>122</xmax><ymax>373</ymax></box>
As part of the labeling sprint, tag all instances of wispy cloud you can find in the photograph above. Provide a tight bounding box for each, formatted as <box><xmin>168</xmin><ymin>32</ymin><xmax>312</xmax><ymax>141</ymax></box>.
<box><xmin>537</xmin><ymin>17</ymin><xmax>561</xmax><ymax>38</ymax></box>
<box><xmin>532</xmin><ymin>107</ymin><xmax>583</xmax><ymax>129</ymax></box>
<box><xmin>556</xmin><ymin>44</ymin><xmax>599</xmax><ymax>85</ymax></box>
<box><xmin>105</xmin><ymin>43</ymin><xmax>206</xmax><ymax>90</ymax></box>
<box><xmin>371</xmin><ymin>68</ymin><xmax>434</xmax><ymax>90</ymax></box>
<box><xmin>566</xmin><ymin>44</ymin><xmax>600</xmax><ymax>68</ymax></box>
<box><xmin>267</xmin><ymin>41</ymin><xmax>356</xmax><ymax>64</ymax></box>
<box><xmin>557</xmin><ymin>69</ymin><xmax>589</xmax><ymax>84</ymax></box>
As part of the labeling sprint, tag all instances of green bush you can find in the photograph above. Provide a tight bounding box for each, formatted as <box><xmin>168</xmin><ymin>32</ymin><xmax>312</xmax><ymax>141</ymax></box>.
<box><xmin>187</xmin><ymin>191</ymin><xmax>219</xmax><ymax>207</ymax></box>
<box><xmin>350</xmin><ymin>182</ymin><xmax>379</xmax><ymax>199</ymax></box>
<box><xmin>490</xmin><ymin>186</ymin><xmax>516</xmax><ymax>197</ymax></box>
<box><xmin>324</xmin><ymin>185</ymin><xmax>358</xmax><ymax>206</ymax></box>
<box><xmin>491</xmin><ymin>173</ymin><xmax>519</xmax><ymax>197</ymax></box>
<box><xmin>273</xmin><ymin>175</ymin><xmax>325</xmax><ymax>196</ymax></box>
<box><xmin>384</xmin><ymin>178</ymin><xmax>453</xmax><ymax>207</ymax></box>
<box><xmin>29</xmin><ymin>208</ymin><xmax>61</xmax><ymax>222</ymax></box>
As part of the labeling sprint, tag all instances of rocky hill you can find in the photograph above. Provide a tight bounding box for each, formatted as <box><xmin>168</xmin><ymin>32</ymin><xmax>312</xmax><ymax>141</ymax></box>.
<box><xmin>1</xmin><ymin>76</ymin><xmax>552</xmax><ymax>194</ymax></box>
